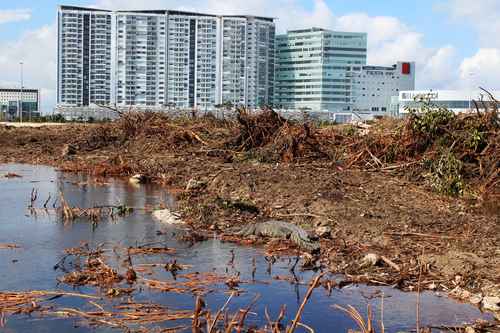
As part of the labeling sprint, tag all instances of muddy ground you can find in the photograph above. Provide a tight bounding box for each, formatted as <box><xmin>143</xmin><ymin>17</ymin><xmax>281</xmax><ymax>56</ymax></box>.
<box><xmin>0</xmin><ymin>111</ymin><xmax>498</xmax><ymax>318</ymax></box>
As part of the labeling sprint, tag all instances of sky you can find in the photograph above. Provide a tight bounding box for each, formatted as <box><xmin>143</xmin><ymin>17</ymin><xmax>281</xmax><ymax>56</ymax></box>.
<box><xmin>1</xmin><ymin>0</ymin><xmax>500</xmax><ymax>113</ymax></box>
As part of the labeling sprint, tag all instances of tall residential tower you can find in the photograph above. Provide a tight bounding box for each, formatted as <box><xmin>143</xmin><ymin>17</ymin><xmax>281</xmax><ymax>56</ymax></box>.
<box><xmin>57</xmin><ymin>6</ymin><xmax>276</xmax><ymax>112</ymax></box>
<box><xmin>57</xmin><ymin>6</ymin><xmax>112</xmax><ymax>107</ymax></box>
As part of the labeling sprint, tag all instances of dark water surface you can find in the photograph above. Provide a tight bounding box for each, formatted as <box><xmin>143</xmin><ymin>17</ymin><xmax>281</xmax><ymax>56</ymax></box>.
<box><xmin>0</xmin><ymin>164</ymin><xmax>491</xmax><ymax>332</ymax></box>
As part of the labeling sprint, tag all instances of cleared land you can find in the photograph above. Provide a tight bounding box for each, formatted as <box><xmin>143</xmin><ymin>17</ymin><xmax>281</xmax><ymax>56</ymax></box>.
<box><xmin>0</xmin><ymin>108</ymin><xmax>498</xmax><ymax>315</ymax></box>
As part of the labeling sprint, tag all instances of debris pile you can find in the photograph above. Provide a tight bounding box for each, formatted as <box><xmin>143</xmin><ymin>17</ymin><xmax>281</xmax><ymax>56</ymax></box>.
<box><xmin>229</xmin><ymin>108</ymin><xmax>327</xmax><ymax>162</ymax></box>
<box><xmin>343</xmin><ymin>96</ymin><xmax>499</xmax><ymax>199</ymax></box>
<box><xmin>58</xmin><ymin>245</ymin><xmax>123</xmax><ymax>287</ymax></box>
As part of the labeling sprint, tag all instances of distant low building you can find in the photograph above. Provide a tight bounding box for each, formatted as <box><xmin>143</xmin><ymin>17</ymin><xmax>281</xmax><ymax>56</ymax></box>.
<box><xmin>350</xmin><ymin>62</ymin><xmax>415</xmax><ymax>116</ymax></box>
<box><xmin>0</xmin><ymin>88</ymin><xmax>40</xmax><ymax>121</ymax></box>
<box><xmin>395</xmin><ymin>90</ymin><xmax>500</xmax><ymax>116</ymax></box>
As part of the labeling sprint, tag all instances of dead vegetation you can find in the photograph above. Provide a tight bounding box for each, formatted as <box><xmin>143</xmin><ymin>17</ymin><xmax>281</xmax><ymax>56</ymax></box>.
<box><xmin>0</xmin><ymin>272</ymin><xmax>331</xmax><ymax>333</ymax></box>
<box><xmin>1</xmin><ymin>94</ymin><xmax>499</xmax><ymax>330</ymax></box>
<box><xmin>57</xmin><ymin>244</ymin><xmax>124</xmax><ymax>287</ymax></box>
<box><xmin>1</xmin><ymin>235</ymin><xmax>498</xmax><ymax>332</ymax></box>
<box><xmin>1</xmin><ymin>98</ymin><xmax>497</xmax><ymax>200</ymax></box>
<box><xmin>0</xmin><ymin>243</ymin><xmax>20</xmax><ymax>250</ymax></box>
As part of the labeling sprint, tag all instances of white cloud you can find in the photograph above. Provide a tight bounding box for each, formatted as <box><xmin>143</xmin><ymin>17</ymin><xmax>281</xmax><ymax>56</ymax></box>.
<box><xmin>0</xmin><ymin>24</ymin><xmax>57</xmax><ymax>113</ymax></box>
<box><xmin>437</xmin><ymin>0</ymin><xmax>500</xmax><ymax>89</ymax></box>
<box><xmin>3</xmin><ymin>0</ymin><xmax>500</xmax><ymax>113</ymax></box>
<box><xmin>0</xmin><ymin>9</ymin><xmax>32</xmax><ymax>24</ymax></box>
<box><xmin>330</xmin><ymin>13</ymin><xmax>460</xmax><ymax>89</ymax></box>
<box><xmin>419</xmin><ymin>46</ymin><xmax>460</xmax><ymax>89</ymax></box>
<box><xmin>93</xmin><ymin>0</ymin><xmax>335</xmax><ymax>32</ymax></box>
<box><xmin>440</xmin><ymin>0</ymin><xmax>500</xmax><ymax>48</ymax></box>
<box><xmin>459</xmin><ymin>48</ymin><xmax>500</xmax><ymax>90</ymax></box>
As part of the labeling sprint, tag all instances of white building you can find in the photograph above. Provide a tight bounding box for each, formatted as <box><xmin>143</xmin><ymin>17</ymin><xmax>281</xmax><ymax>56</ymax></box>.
<box><xmin>57</xmin><ymin>6</ymin><xmax>113</xmax><ymax>107</ymax></box>
<box><xmin>350</xmin><ymin>62</ymin><xmax>415</xmax><ymax>118</ymax></box>
<box><xmin>222</xmin><ymin>16</ymin><xmax>275</xmax><ymax>109</ymax></box>
<box><xmin>395</xmin><ymin>90</ymin><xmax>500</xmax><ymax>116</ymax></box>
<box><xmin>57</xmin><ymin>6</ymin><xmax>276</xmax><ymax>115</ymax></box>
<box><xmin>114</xmin><ymin>11</ymin><xmax>168</xmax><ymax>107</ymax></box>
<box><xmin>0</xmin><ymin>88</ymin><xmax>40</xmax><ymax>120</ymax></box>
<box><xmin>274</xmin><ymin>31</ymin><xmax>414</xmax><ymax>123</ymax></box>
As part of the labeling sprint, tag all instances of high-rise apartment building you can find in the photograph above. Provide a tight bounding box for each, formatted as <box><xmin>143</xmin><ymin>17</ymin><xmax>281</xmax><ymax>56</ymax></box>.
<box><xmin>164</xmin><ymin>11</ymin><xmax>219</xmax><ymax>109</ymax></box>
<box><xmin>115</xmin><ymin>11</ymin><xmax>168</xmax><ymax>107</ymax></box>
<box><xmin>275</xmin><ymin>28</ymin><xmax>368</xmax><ymax>112</ymax></box>
<box><xmin>57</xmin><ymin>6</ymin><xmax>112</xmax><ymax>107</ymax></box>
<box><xmin>57</xmin><ymin>6</ymin><xmax>276</xmax><ymax>112</ymax></box>
<box><xmin>221</xmin><ymin>16</ymin><xmax>275</xmax><ymax>108</ymax></box>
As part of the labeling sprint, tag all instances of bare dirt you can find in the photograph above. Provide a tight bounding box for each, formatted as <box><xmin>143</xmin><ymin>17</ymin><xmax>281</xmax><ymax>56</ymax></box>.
<box><xmin>0</xmin><ymin>110</ymin><xmax>498</xmax><ymax>316</ymax></box>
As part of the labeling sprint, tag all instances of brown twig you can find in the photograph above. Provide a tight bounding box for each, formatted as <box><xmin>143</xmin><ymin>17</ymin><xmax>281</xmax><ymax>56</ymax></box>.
<box><xmin>287</xmin><ymin>273</ymin><xmax>325</xmax><ymax>333</ymax></box>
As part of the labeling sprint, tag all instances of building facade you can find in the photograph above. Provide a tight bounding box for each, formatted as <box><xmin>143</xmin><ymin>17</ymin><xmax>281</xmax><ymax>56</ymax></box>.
<box><xmin>57</xmin><ymin>6</ymin><xmax>112</xmax><ymax>107</ymax></box>
<box><xmin>275</xmin><ymin>28</ymin><xmax>367</xmax><ymax>113</ymax></box>
<box><xmin>0</xmin><ymin>88</ymin><xmax>40</xmax><ymax>120</ymax></box>
<box><xmin>349</xmin><ymin>62</ymin><xmax>415</xmax><ymax>118</ymax></box>
<box><xmin>57</xmin><ymin>6</ymin><xmax>276</xmax><ymax>112</ymax></box>
<box><xmin>115</xmin><ymin>11</ymin><xmax>168</xmax><ymax>107</ymax></box>
<box><xmin>221</xmin><ymin>16</ymin><xmax>275</xmax><ymax>109</ymax></box>
<box><xmin>395</xmin><ymin>90</ymin><xmax>500</xmax><ymax>116</ymax></box>
<box><xmin>164</xmin><ymin>11</ymin><xmax>220</xmax><ymax>109</ymax></box>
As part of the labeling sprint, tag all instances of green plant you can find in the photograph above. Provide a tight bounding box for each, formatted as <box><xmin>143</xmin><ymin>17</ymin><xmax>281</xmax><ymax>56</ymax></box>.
<box><xmin>465</xmin><ymin>128</ymin><xmax>486</xmax><ymax>151</ymax></box>
<box><xmin>407</xmin><ymin>102</ymin><xmax>454</xmax><ymax>139</ymax></box>
<box><xmin>426</xmin><ymin>150</ymin><xmax>464</xmax><ymax>196</ymax></box>
<box><xmin>343</xmin><ymin>125</ymin><xmax>358</xmax><ymax>136</ymax></box>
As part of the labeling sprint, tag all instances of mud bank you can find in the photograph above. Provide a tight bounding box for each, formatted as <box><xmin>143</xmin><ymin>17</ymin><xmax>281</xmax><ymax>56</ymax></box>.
<box><xmin>0</xmin><ymin>110</ymin><xmax>498</xmax><ymax>321</ymax></box>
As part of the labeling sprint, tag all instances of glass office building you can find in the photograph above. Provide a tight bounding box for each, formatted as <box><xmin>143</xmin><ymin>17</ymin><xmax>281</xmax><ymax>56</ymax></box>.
<box><xmin>275</xmin><ymin>28</ymin><xmax>367</xmax><ymax>113</ymax></box>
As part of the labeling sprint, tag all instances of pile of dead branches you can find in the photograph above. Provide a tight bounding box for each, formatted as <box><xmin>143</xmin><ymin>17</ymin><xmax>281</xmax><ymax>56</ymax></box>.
<box><xmin>115</xmin><ymin>111</ymin><xmax>216</xmax><ymax>148</ymax></box>
<box><xmin>341</xmin><ymin>92</ymin><xmax>499</xmax><ymax>199</ymax></box>
<box><xmin>229</xmin><ymin>108</ymin><xmax>329</xmax><ymax>162</ymax></box>
<box><xmin>57</xmin><ymin>244</ymin><xmax>124</xmax><ymax>287</ymax></box>
<box><xmin>143</xmin><ymin>272</ymin><xmax>232</xmax><ymax>296</ymax></box>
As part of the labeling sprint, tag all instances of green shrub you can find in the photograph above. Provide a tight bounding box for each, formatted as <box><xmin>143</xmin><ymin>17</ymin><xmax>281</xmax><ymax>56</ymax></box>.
<box><xmin>426</xmin><ymin>150</ymin><xmax>464</xmax><ymax>196</ymax></box>
<box><xmin>407</xmin><ymin>103</ymin><xmax>454</xmax><ymax>139</ymax></box>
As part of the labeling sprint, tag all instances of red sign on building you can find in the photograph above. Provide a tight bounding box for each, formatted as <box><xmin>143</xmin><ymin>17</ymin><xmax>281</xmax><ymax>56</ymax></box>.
<box><xmin>402</xmin><ymin>62</ymin><xmax>411</xmax><ymax>75</ymax></box>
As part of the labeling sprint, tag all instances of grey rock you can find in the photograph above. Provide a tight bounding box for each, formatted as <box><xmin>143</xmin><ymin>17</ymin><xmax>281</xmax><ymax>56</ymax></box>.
<box><xmin>482</xmin><ymin>296</ymin><xmax>500</xmax><ymax>311</ymax></box>
<box><xmin>360</xmin><ymin>253</ymin><xmax>381</xmax><ymax>268</ymax></box>
<box><xmin>129</xmin><ymin>174</ymin><xmax>147</xmax><ymax>184</ymax></box>
<box><xmin>316</xmin><ymin>226</ymin><xmax>332</xmax><ymax>238</ymax></box>
<box><xmin>186</xmin><ymin>178</ymin><xmax>207</xmax><ymax>191</ymax></box>
<box><xmin>152</xmin><ymin>209</ymin><xmax>184</xmax><ymax>225</ymax></box>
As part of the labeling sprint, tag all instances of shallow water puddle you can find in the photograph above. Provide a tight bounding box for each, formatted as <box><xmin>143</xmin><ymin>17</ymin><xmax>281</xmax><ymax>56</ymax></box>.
<box><xmin>0</xmin><ymin>164</ymin><xmax>492</xmax><ymax>332</ymax></box>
